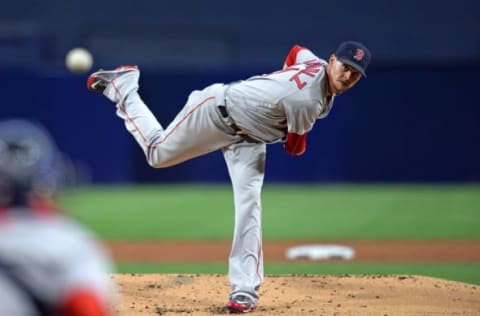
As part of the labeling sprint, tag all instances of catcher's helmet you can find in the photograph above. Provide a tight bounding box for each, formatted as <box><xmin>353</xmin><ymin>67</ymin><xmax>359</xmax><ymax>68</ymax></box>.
<box><xmin>0</xmin><ymin>119</ymin><xmax>67</xmax><ymax>206</ymax></box>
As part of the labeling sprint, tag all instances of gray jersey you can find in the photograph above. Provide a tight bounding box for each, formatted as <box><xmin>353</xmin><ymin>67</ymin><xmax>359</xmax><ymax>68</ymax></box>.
<box><xmin>0</xmin><ymin>209</ymin><xmax>116</xmax><ymax>315</ymax></box>
<box><xmin>226</xmin><ymin>49</ymin><xmax>335</xmax><ymax>143</ymax></box>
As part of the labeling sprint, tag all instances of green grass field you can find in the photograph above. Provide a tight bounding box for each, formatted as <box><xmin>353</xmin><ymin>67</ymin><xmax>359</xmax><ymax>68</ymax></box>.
<box><xmin>60</xmin><ymin>183</ymin><xmax>480</xmax><ymax>284</ymax></box>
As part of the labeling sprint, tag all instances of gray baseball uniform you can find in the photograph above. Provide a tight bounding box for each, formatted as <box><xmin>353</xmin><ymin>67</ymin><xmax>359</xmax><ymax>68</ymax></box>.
<box><xmin>97</xmin><ymin>45</ymin><xmax>334</xmax><ymax>302</ymax></box>
<box><xmin>0</xmin><ymin>118</ymin><xmax>117</xmax><ymax>316</ymax></box>
<box><xmin>0</xmin><ymin>209</ymin><xmax>116</xmax><ymax>316</ymax></box>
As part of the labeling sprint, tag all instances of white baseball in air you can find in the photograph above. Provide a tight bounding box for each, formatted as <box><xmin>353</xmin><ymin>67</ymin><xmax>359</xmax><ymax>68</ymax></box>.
<box><xmin>65</xmin><ymin>48</ymin><xmax>93</xmax><ymax>74</ymax></box>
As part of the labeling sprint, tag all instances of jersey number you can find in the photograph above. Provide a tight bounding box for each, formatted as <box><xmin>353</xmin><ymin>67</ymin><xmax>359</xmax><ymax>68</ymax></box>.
<box><xmin>288</xmin><ymin>60</ymin><xmax>322</xmax><ymax>89</ymax></box>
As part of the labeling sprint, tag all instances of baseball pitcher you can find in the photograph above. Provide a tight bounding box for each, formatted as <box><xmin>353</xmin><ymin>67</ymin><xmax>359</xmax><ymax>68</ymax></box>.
<box><xmin>87</xmin><ymin>41</ymin><xmax>371</xmax><ymax>313</ymax></box>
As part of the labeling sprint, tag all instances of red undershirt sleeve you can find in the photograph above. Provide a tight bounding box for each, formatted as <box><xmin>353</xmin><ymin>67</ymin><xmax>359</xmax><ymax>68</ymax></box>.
<box><xmin>283</xmin><ymin>45</ymin><xmax>307</xmax><ymax>68</ymax></box>
<box><xmin>59</xmin><ymin>289</ymin><xmax>109</xmax><ymax>316</ymax></box>
<box><xmin>284</xmin><ymin>132</ymin><xmax>307</xmax><ymax>156</ymax></box>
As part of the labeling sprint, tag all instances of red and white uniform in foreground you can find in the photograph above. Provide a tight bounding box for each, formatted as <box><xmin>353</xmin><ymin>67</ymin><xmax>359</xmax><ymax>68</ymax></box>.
<box><xmin>90</xmin><ymin>45</ymin><xmax>335</xmax><ymax>308</ymax></box>
<box><xmin>0</xmin><ymin>204</ymin><xmax>117</xmax><ymax>316</ymax></box>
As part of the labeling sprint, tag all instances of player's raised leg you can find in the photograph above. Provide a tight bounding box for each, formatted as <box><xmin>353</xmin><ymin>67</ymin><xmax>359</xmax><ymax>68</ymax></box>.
<box><xmin>223</xmin><ymin>141</ymin><xmax>266</xmax><ymax>313</ymax></box>
<box><xmin>88</xmin><ymin>68</ymin><xmax>239</xmax><ymax>168</ymax></box>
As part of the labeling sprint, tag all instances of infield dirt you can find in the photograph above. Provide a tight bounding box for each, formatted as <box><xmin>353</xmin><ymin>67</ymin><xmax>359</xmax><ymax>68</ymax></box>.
<box><xmin>108</xmin><ymin>240</ymin><xmax>480</xmax><ymax>315</ymax></box>
<box><xmin>112</xmin><ymin>274</ymin><xmax>479</xmax><ymax>315</ymax></box>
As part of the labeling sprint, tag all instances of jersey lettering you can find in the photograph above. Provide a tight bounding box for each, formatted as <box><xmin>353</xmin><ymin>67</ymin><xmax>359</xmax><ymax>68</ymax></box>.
<box><xmin>288</xmin><ymin>60</ymin><xmax>322</xmax><ymax>89</ymax></box>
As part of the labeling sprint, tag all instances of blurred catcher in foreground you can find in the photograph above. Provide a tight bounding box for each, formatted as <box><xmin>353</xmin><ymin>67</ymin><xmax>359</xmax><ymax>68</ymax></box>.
<box><xmin>0</xmin><ymin>119</ymin><xmax>117</xmax><ymax>316</ymax></box>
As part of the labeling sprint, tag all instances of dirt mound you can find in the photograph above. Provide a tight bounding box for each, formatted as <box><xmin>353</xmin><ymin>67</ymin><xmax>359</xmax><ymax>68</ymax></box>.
<box><xmin>112</xmin><ymin>274</ymin><xmax>480</xmax><ymax>315</ymax></box>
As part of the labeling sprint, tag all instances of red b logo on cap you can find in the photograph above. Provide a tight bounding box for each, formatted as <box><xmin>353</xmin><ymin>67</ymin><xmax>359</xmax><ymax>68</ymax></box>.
<box><xmin>353</xmin><ymin>49</ymin><xmax>364</xmax><ymax>61</ymax></box>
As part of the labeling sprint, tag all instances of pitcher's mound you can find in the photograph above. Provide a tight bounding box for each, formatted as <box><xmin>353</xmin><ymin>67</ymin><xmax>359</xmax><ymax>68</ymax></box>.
<box><xmin>112</xmin><ymin>274</ymin><xmax>479</xmax><ymax>315</ymax></box>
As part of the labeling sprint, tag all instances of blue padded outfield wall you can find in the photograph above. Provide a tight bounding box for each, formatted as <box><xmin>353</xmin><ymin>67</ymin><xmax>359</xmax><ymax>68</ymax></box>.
<box><xmin>0</xmin><ymin>0</ymin><xmax>478</xmax><ymax>183</ymax></box>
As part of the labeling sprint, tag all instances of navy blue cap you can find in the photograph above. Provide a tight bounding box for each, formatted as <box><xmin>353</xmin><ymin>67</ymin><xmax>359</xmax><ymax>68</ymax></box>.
<box><xmin>335</xmin><ymin>41</ymin><xmax>371</xmax><ymax>77</ymax></box>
